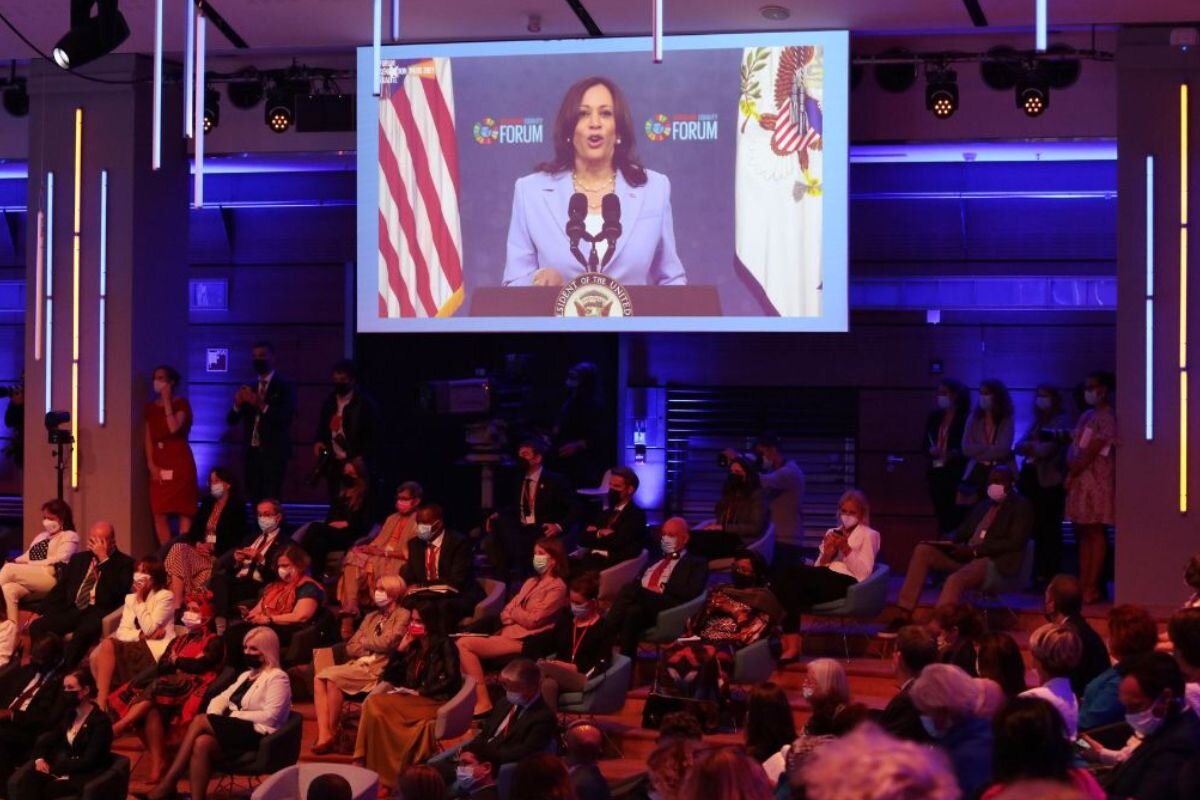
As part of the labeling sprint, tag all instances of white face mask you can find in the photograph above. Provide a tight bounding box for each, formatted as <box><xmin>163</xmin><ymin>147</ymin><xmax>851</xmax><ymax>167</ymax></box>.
<box><xmin>133</xmin><ymin>572</ymin><xmax>151</xmax><ymax>588</ymax></box>
<box><xmin>801</xmin><ymin>686</ymin><xmax>814</xmax><ymax>700</ymax></box>
<box><xmin>42</xmin><ymin>518</ymin><xmax>62</xmax><ymax>534</ymax></box>
<box><xmin>181</xmin><ymin>611</ymin><xmax>203</xmax><ymax>628</ymax></box>
<box><xmin>1084</xmin><ymin>389</ymin><xmax>1100</xmax><ymax>406</ymax></box>
<box><xmin>920</xmin><ymin>715</ymin><xmax>943</xmax><ymax>739</ymax></box>
<box><xmin>152</xmin><ymin>379</ymin><xmax>168</xmax><ymax>394</ymax></box>
<box><xmin>839</xmin><ymin>514</ymin><xmax>859</xmax><ymax>531</ymax></box>
<box><xmin>210</xmin><ymin>483</ymin><xmax>227</xmax><ymax>499</ymax></box>
<box><xmin>660</xmin><ymin>536</ymin><xmax>678</xmax><ymax>555</ymax></box>
<box><xmin>1035</xmin><ymin>396</ymin><xmax>1053</xmax><ymax>411</ymax></box>
<box><xmin>505</xmin><ymin>691</ymin><xmax>527</xmax><ymax>708</ymax></box>
<box><xmin>373</xmin><ymin>590</ymin><xmax>390</xmax><ymax>607</ymax></box>
<box><xmin>571</xmin><ymin>602</ymin><xmax>591</xmax><ymax>618</ymax></box>
<box><xmin>277</xmin><ymin>566</ymin><xmax>295</xmax><ymax>582</ymax></box>
<box><xmin>987</xmin><ymin>483</ymin><xmax>1008</xmax><ymax>502</ymax></box>
<box><xmin>257</xmin><ymin>516</ymin><xmax>278</xmax><ymax>533</ymax></box>
<box><xmin>455</xmin><ymin>766</ymin><xmax>478</xmax><ymax>789</ymax></box>
<box><xmin>532</xmin><ymin>554</ymin><xmax>551</xmax><ymax>574</ymax></box>
<box><xmin>416</xmin><ymin>523</ymin><xmax>435</xmax><ymax>541</ymax></box>
<box><xmin>979</xmin><ymin>394</ymin><xmax>994</xmax><ymax>411</ymax></box>
<box><xmin>936</xmin><ymin>395</ymin><xmax>951</xmax><ymax>410</ymax></box>
<box><xmin>1126</xmin><ymin>704</ymin><xmax>1165</xmax><ymax>737</ymax></box>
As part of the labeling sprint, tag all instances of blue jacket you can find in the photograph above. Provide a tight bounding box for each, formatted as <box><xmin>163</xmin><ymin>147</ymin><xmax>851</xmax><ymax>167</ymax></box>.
<box><xmin>1079</xmin><ymin>665</ymin><xmax>1123</xmax><ymax>731</ymax></box>
<box><xmin>939</xmin><ymin>717</ymin><xmax>993</xmax><ymax>799</ymax></box>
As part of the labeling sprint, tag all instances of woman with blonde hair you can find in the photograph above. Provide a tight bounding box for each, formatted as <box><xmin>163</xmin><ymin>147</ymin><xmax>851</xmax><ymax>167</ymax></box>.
<box><xmin>311</xmin><ymin>575</ymin><xmax>410</xmax><ymax>754</ymax></box>
<box><xmin>797</xmin><ymin>724</ymin><xmax>961</xmax><ymax>800</ymax></box>
<box><xmin>775</xmin><ymin>489</ymin><xmax>880</xmax><ymax>661</ymax></box>
<box><xmin>1020</xmin><ymin>623</ymin><xmax>1083</xmax><ymax>738</ymax></box>
<box><xmin>646</xmin><ymin>738</ymin><xmax>703</xmax><ymax>800</ymax></box>
<box><xmin>801</xmin><ymin>658</ymin><xmax>869</xmax><ymax>736</ymax></box>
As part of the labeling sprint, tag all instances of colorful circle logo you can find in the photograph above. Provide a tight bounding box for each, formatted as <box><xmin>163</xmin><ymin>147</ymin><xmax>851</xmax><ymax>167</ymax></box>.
<box><xmin>644</xmin><ymin>114</ymin><xmax>671</xmax><ymax>142</ymax></box>
<box><xmin>473</xmin><ymin>118</ymin><xmax>500</xmax><ymax>145</ymax></box>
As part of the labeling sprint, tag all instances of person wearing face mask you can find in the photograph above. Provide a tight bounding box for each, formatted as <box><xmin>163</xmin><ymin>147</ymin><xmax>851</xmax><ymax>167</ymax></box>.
<box><xmin>28</xmin><ymin>520</ymin><xmax>134</xmax><ymax>669</ymax></box>
<box><xmin>110</xmin><ymin>593</ymin><xmax>224</xmax><ymax>788</ymax></box>
<box><xmin>924</xmin><ymin>379</ymin><xmax>971</xmax><ymax>536</ymax></box>
<box><xmin>311</xmin><ymin>576</ymin><xmax>410</xmax><ymax>755</ymax></box>
<box><xmin>352</xmin><ymin>610</ymin><xmax>462</xmax><ymax>792</ymax></box>
<box><xmin>453</xmin><ymin>746</ymin><xmax>500</xmax><ymax>800</ymax></box>
<box><xmin>1064</xmin><ymin>370</ymin><xmax>1116</xmax><ymax>605</ymax></box>
<box><xmin>484</xmin><ymin>438</ymin><xmax>572</xmax><ymax>582</ymax></box>
<box><xmin>980</xmin><ymin>696</ymin><xmax>1106</xmax><ymax>800</ymax></box>
<box><xmin>9</xmin><ymin>669</ymin><xmax>113</xmax><ymax>800</ymax></box>
<box><xmin>90</xmin><ymin>558</ymin><xmax>176</xmax><ymax>711</ymax></box>
<box><xmin>457</xmin><ymin>538</ymin><xmax>569</xmax><ymax>716</ymax></box>
<box><xmin>958</xmin><ymin>378</ymin><xmax>1016</xmax><ymax>508</ymax></box>
<box><xmin>774</xmin><ymin>490</ymin><xmax>880</xmax><ymax>661</ymax></box>
<box><xmin>0</xmin><ymin>634</ymin><xmax>68</xmax><ymax>783</ymax></box>
<box><xmin>1020</xmin><ymin>623</ymin><xmax>1083</xmax><ymax>738</ymax></box>
<box><xmin>929</xmin><ymin>602</ymin><xmax>985</xmax><ymax>676</ymax></box>
<box><xmin>401</xmin><ymin>503</ymin><xmax>482</xmax><ymax>633</ymax></box>
<box><xmin>1015</xmin><ymin>385</ymin><xmax>1070</xmax><ymax>587</ymax></box>
<box><xmin>690</xmin><ymin>457</ymin><xmax>767</xmax><ymax>560</ymax></box>
<box><xmin>226</xmin><ymin>341</ymin><xmax>295</xmax><ymax>504</ymax></box>
<box><xmin>225</xmin><ymin>543</ymin><xmax>325</xmax><ymax>670</ymax></box>
<box><xmin>142</xmin><ymin>626</ymin><xmax>291</xmax><ymax>800</ymax></box>
<box><xmin>164</xmin><ymin>467</ymin><xmax>247</xmax><ymax>608</ymax></box>
<box><xmin>0</xmin><ymin>498</ymin><xmax>80</xmax><ymax>626</ymax></box>
<box><xmin>572</xmin><ymin>466</ymin><xmax>647</xmax><ymax>576</ymax></box>
<box><xmin>910</xmin><ymin>663</ymin><xmax>995</xmax><ymax>798</ymax></box>
<box><xmin>144</xmin><ymin>363</ymin><xmax>199</xmax><ymax>546</ymax></box>
<box><xmin>890</xmin><ymin>466</ymin><xmax>1032</xmax><ymax>627</ymax></box>
<box><xmin>210</xmin><ymin>499</ymin><xmax>291</xmax><ymax>630</ymax></box>
<box><xmin>524</xmin><ymin>571</ymin><xmax>616</xmax><ymax>712</ymax></box>
<box><xmin>297</xmin><ymin>456</ymin><xmax>373</xmax><ymax>582</ymax></box>
<box><xmin>312</xmin><ymin>359</ymin><xmax>378</xmax><ymax>503</ymax></box>
<box><xmin>338</xmin><ymin>481</ymin><xmax>424</xmax><ymax>619</ymax></box>
<box><xmin>606</xmin><ymin>517</ymin><xmax>709</xmax><ymax>657</ymax></box>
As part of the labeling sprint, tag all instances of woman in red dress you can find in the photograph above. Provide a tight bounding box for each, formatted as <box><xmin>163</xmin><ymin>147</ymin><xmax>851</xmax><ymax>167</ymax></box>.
<box><xmin>144</xmin><ymin>365</ymin><xmax>199</xmax><ymax>545</ymax></box>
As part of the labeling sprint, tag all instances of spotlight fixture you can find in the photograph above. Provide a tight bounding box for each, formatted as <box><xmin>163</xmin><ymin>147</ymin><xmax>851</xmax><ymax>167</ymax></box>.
<box><xmin>925</xmin><ymin>69</ymin><xmax>959</xmax><ymax>119</ymax></box>
<box><xmin>265</xmin><ymin>89</ymin><xmax>295</xmax><ymax>133</ymax></box>
<box><xmin>760</xmin><ymin>5</ymin><xmax>791</xmax><ymax>21</ymax></box>
<box><xmin>873</xmin><ymin>48</ymin><xmax>918</xmax><ymax>93</ymax></box>
<box><xmin>2</xmin><ymin>81</ymin><xmax>28</xmax><ymax>118</ymax></box>
<box><xmin>52</xmin><ymin>0</ymin><xmax>130</xmax><ymax>71</ymax></box>
<box><xmin>1016</xmin><ymin>73</ymin><xmax>1050</xmax><ymax>117</ymax></box>
<box><xmin>227</xmin><ymin>69</ymin><xmax>265</xmax><ymax>110</ymax></box>
<box><xmin>202</xmin><ymin>88</ymin><xmax>220</xmax><ymax>133</ymax></box>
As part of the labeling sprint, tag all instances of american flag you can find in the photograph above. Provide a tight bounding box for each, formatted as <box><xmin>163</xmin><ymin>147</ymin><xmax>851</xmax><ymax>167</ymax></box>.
<box><xmin>770</xmin><ymin>94</ymin><xmax>822</xmax><ymax>157</ymax></box>
<box><xmin>378</xmin><ymin>58</ymin><xmax>464</xmax><ymax>318</ymax></box>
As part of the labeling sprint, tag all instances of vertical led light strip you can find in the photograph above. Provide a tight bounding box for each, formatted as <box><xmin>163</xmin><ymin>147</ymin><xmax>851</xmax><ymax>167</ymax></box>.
<box><xmin>391</xmin><ymin>0</ymin><xmax>399</xmax><ymax>41</ymax></box>
<box><xmin>372</xmin><ymin>0</ymin><xmax>382</xmax><ymax>96</ymax></box>
<box><xmin>184</xmin><ymin>0</ymin><xmax>195</xmax><ymax>138</ymax></box>
<box><xmin>152</xmin><ymin>0</ymin><xmax>163</xmax><ymax>168</ymax></box>
<box><xmin>1146</xmin><ymin>155</ymin><xmax>1155</xmax><ymax>441</ymax></box>
<box><xmin>71</xmin><ymin>108</ymin><xmax>82</xmax><ymax>490</ymax></box>
<box><xmin>34</xmin><ymin>209</ymin><xmax>44</xmax><ymax>361</ymax></box>
<box><xmin>44</xmin><ymin>173</ymin><xmax>54</xmax><ymax>414</ymax></box>
<box><xmin>651</xmin><ymin>0</ymin><xmax>664</xmax><ymax>63</ymax></box>
<box><xmin>1181</xmin><ymin>83</ymin><xmax>1190</xmax><ymax>514</ymax></box>
<box><xmin>193</xmin><ymin>12</ymin><xmax>206</xmax><ymax>207</ymax></box>
<box><xmin>1035</xmin><ymin>0</ymin><xmax>1047</xmax><ymax>52</ymax></box>
<box><xmin>98</xmin><ymin>170</ymin><xmax>108</xmax><ymax>426</ymax></box>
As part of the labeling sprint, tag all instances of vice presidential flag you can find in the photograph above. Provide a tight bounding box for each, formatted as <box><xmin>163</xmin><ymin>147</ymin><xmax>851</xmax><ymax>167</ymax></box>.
<box><xmin>378</xmin><ymin>57</ymin><xmax>464</xmax><ymax>318</ymax></box>
<box><xmin>735</xmin><ymin>46</ymin><xmax>824</xmax><ymax>318</ymax></box>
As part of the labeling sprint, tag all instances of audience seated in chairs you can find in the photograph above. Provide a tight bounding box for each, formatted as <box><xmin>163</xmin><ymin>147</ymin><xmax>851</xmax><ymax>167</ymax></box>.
<box><xmin>28</xmin><ymin>520</ymin><xmax>133</xmax><ymax>668</ymax></box>
<box><xmin>801</xmin><ymin>658</ymin><xmax>870</xmax><ymax>738</ymax></box>
<box><xmin>0</xmin><ymin>499</ymin><xmax>80</xmax><ymax>624</ymax></box>
<box><xmin>976</xmin><ymin>631</ymin><xmax>1028</xmax><ymax>699</ymax></box>
<box><xmin>774</xmin><ymin>489</ymin><xmax>880</xmax><ymax>661</ymax></box>
<box><xmin>1043</xmin><ymin>574</ymin><xmax>1111</xmax><ymax>697</ymax></box>
<box><xmin>980</xmin><ymin>696</ymin><xmax>1105</xmax><ymax>800</ymax></box>
<box><xmin>337</xmin><ymin>482</ymin><xmax>422</xmax><ymax>620</ymax></box>
<box><xmin>525</xmin><ymin>571</ymin><xmax>615</xmax><ymax>712</ymax></box>
<box><xmin>458</xmin><ymin>537</ymin><xmax>569</xmax><ymax>715</ymax></box>
<box><xmin>877</xmin><ymin>624</ymin><xmax>939</xmax><ymax>743</ymax></box>
<box><xmin>1168</xmin><ymin>607</ymin><xmax>1200</xmax><ymax>710</ymax></box>
<box><xmin>0</xmin><ymin>634</ymin><xmax>68</xmax><ymax>784</ymax></box>
<box><xmin>606</xmin><ymin>518</ymin><xmax>708</xmax><ymax>657</ymax></box>
<box><xmin>311</xmin><ymin>575</ymin><xmax>410</xmax><ymax>755</ymax></box>
<box><xmin>653</xmin><ymin>550</ymin><xmax>780</xmax><ymax>703</ymax></box>
<box><xmin>642</xmin><ymin>737</ymin><xmax>702</xmax><ymax>800</ymax></box>
<box><xmin>453</xmin><ymin>744</ymin><xmax>499</xmax><ymax>800</ymax></box>
<box><xmin>395</xmin><ymin>764</ymin><xmax>448</xmax><ymax>800</ymax></box>
<box><xmin>910</xmin><ymin>663</ymin><xmax>994</xmax><ymax>799</ymax></box>
<box><xmin>484</xmin><ymin>439</ymin><xmax>572</xmax><ymax>581</ymax></box>
<box><xmin>511</xmin><ymin>752</ymin><xmax>575</xmax><ymax>800</ymax></box>
<box><xmin>306</xmin><ymin>772</ymin><xmax>353</xmax><ymax>800</ymax></box>
<box><xmin>563</xmin><ymin>721</ymin><xmax>611</xmax><ymax>800</ymax></box>
<box><xmin>1020</xmin><ymin>623</ymin><xmax>1082</xmax><ymax>738</ymax></box>
<box><xmin>929</xmin><ymin>601</ymin><xmax>985</xmax><ymax>676</ymax></box>
<box><xmin>891</xmin><ymin>465</ymin><xmax>1032</xmax><ymax>625</ymax></box>
<box><xmin>91</xmin><ymin>557</ymin><xmax>177</xmax><ymax>711</ymax></box>
<box><xmin>571</xmin><ymin>466</ymin><xmax>647</xmax><ymax>575</ymax></box>
<box><xmin>1079</xmin><ymin>604</ymin><xmax>1158</xmax><ymax>731</ymax></box>
<box><xmin>298</xmin><ymin>457</ymin><xmax>372</xmax><ymax>580</ymax></box>
<box><xmin>687</xmin><ymin>456</ymin><xmax>766</xmax><ymax>560</ymax></box>
<box><xmin>141</xmin><ymin>626</ymin><xmax>292</xmax><ymax>800</ymax></box>
<box><xmin>748</xmin><ymin>682</ymin><xmax>797</xmax><ymax>786</ymax></box>
<box><xmin>9</xmin><ymin>669</ymin><xmax>113</xmax><ymax>800</ymax></box>
<box><xmin>679</xmin><ymin>747</ymin><xmax>773</xmax><ymax>800</ymax></box>
<box><xmin>353</xmin><ymin>609</ymin><xmax>461</xmax><ymax>790</ymax></box>
<box><xmin>211</xmin><ymin>500</ymin><xmax>291</xmax><ymax>631</ymax></box>
<box><xmin>164</xmin><ymin>468</ymin><xmax>246</xmax><ymax>607</ymax></box>
<box><xmin>790</xmin><ymin>724</ymin><xmax>960</xmax><ymax>800</ymax></box>
<box><xmin>224</xmin><ymin>543</ymin><xmax>324</xmax><ymax>670</ymax></box>
<box><xmin>110</xmin><ymin>592</ymin><xmax>225</xmax><ymax>787</ymax></box>
<box><xmin>401</xmin><ymin>503</ymin><xmax>483</xmax><ymax>633</ymax></box>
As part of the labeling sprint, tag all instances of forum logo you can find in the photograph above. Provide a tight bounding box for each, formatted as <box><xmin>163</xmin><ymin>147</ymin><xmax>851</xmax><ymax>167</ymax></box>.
<box><xmin>473</xmin><ymin>117</ymin><xmax>544</xmax><ymax>145</ymax></box>
<box><xmin>644</xmin><ymin>113</ymin><xmax>720</xmax><ymax>142</ymax></box>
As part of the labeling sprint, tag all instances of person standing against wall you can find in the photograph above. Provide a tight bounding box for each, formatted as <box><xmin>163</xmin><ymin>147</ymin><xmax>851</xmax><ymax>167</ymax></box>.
<box><xmin>227</xmin><ymin>342</ymin><xmax>295</xmax><ymax>503</ymax></box>
<box><xmin>924</xmin><ymin>379</ymin><xmax>970</xmax><ymax>537</ymax></box>
<box><xmin>145</xmin><ymin>365</ymin><xmax>199</xmax><ymax>546</ymax></box>
<box><xmin>1065</xmin><ymin>371</ymin><xmax>1117</xmax><ymax>605</ymax></box>
<box><xmin>1015</xmin><ymin>385</ymin><xmax>1069</xmax><ymax>588</ymax></box>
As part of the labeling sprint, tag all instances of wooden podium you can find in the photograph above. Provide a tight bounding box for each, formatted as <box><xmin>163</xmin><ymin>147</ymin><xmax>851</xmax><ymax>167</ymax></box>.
<box><xmin>468</xmin><ymin>285</ymin><xmax>722</xmax><ymax>317</ymax></box>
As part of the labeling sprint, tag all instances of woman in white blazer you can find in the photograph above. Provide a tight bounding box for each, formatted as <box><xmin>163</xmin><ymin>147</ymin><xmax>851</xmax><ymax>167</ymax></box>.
<box><xmin>141</xmin><ymin>626</ymin><xmax>292</xmax><ymax>800</ymax></box>
<box><xmin>0</xmin><ymin>498</ymin><xmax>79</xmax><ymax>623</ymax></box>
<box><xmin>92</xmin><ymin>557</ymin><xmax>176</xmax><ymax>710</ymax></box>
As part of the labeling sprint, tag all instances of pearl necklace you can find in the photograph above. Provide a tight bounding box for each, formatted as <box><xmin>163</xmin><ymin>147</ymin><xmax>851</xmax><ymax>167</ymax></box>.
<box><xmin>572</xmin><ymin>172</ymin><xmax>615</xmax><ymax>194</ymax></box>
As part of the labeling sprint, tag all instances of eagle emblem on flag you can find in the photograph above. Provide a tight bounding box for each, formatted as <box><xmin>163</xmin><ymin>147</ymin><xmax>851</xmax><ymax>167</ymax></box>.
<box><xmin>739</xmin><ymin>46</ymin><xmax>823</xmax><ymax>197</ymax></box>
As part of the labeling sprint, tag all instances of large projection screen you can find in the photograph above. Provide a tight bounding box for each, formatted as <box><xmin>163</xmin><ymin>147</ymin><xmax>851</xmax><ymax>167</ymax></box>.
<box><xmin>356</xmin><ymin>32</ymin><xmax>848</xmax><ymax>332</ymax></box>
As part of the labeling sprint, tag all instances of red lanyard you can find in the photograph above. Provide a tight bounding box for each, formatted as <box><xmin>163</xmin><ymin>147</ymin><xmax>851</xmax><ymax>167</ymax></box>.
<box><xmin>570</xmin><ymin>619</ymin><xmax>595</xmax><ymax>663</ymax></box>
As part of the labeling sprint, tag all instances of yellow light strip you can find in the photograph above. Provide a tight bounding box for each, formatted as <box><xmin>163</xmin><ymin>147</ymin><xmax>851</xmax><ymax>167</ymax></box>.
<box><xmin>71</xmin><ymin>108</ymin><xmax>82</xmax><ymax>490</ymax></box>
<box><xmin>1182</xmin><ymin>84</ymin><xmax>1190</xmax><ymax>513</ymax></box>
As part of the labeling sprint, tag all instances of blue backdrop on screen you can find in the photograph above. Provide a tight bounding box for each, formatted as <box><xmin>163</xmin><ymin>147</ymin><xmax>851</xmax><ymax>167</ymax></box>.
<box><xmin>357</xmin><ymin>33</ymin><xmax>849</xmax><ymax>333</ymax></box>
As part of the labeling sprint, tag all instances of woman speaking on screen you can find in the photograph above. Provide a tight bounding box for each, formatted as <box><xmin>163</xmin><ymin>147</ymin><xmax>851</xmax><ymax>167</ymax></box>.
<box><xmin>502</xmin><ymin>76</ymin><xmax>687</xmax><ymax>287</ymax></box>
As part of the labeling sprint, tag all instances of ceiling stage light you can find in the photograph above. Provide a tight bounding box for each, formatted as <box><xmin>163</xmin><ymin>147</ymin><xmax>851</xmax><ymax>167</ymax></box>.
<box><xmin>265</xmin><ymin>91</ymin><xmax>294</xmax><ymax>133</ymax></box>
<box><xmin>52</xmin><ymin>0</ymin><xmax>130</xmax><ymax>71</ymax></box>
<box><xmin>203</xmin><ymin>88</ymin><xmax>220</xmax><ymax>133</ymax></box>
<box><xmin>2</xmin><ymin>81</ymin><xmax>28</xmax><ymax>117</ymax></box>
<box><xmin>925</xmin><ymin>69</ymin><xmax>959</xmax><ymax>119</ymax></box>
<box><xmin>1016</xmin><ymin>77</ymin><xmax>1049</xmax><ymax>117</ymax></box>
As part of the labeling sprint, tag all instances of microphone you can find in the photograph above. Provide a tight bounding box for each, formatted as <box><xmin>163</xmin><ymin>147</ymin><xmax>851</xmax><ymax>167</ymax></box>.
<box><xmin>599</xmin><ymin>193</ymin><xmax>622</xmax><ymax>268</ymax></box>
<box><xmin>566</xmin><ymin>192</ymin><xmax>589</xmax><ymax>270</ymax></box>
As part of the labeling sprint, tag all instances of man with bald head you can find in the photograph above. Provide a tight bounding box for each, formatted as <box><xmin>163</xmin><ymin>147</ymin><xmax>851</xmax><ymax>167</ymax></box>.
<box><xmin>28</xmin><ymin>520</ymin><xmax>134</xmax><ymax>666</ymax></box>
<box><xmin>606</xmin><ymin>518</ymin><xmax>708</xmax><ymax>656</ymax></box>
<box><xmin>565</xmin><ymin>721</ymin><xmax>612</xmax><ymax>800</ymax></box>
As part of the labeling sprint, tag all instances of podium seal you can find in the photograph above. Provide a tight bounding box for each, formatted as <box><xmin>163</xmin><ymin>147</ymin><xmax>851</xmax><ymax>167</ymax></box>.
<box><xmin>554</xmin><ymin>273</ymin><xmax>633</xmax><ymax>318</ymax></box>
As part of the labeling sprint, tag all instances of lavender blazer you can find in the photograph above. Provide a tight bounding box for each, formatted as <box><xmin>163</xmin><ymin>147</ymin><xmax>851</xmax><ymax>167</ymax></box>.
<box><xmin>502</xmin><ymin>169</ymin><xmax>687</xmax><ymax>286</ymax></box>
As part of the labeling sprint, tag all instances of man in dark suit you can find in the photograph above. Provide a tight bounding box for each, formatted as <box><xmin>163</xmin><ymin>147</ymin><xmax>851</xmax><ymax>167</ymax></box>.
<box><xmin>878</xmin><ymin>624</ymin><xmax>938</xmax><ymax>742</ymax></box>
<box><xmin>210</xmin><ymin>499</ymin><xmax>291</xmax><ymax>626</ymax></box>
<box><xmin>1044</xmin><ymin>573</ymin><xmax>1111</xmax><ymax>696</ymax></box>
<box><xmin>312</xmin><ymin>359</ymin><xmax>378</xmax><ymax>502</ymax></box>
<box><xmin>0</xmin><ymin>633</ymin><xmax>68</xmax><ymax>782</ymax></box>
<box><xmin>469</xmin><ymin>659</ymin><xmax>558</xmax><ymax>769</ymax></box>
<box><xmin>1102</xmin><ymin>653</ymin><xmax>1200</xmax><ymax>800</ymax></box>
<box><xmin>606</xmin><ymin>518</ymin><xmax>709</xmax><ymax>657</ymax></box>
<box><xmin>28</xmin><ymin>521</ymin><xmax>134</xmax><ymax>667</ymax></box>
<box><xmin>401</xmin><ymin>504</ymin><xmax>482</xmax><ymax>632</ymax></box>
<box><xmin>485</xmin><ymin>439</ymin><xmax>572</xmax><ymax>580</ymax></box>
<box><xmin>572</xmin><ymin>466</ymin><xmax>646</xmax><ymax>575</ymax></box>
<box><xmin>227</xmin><ymin>341</ymin><xmax>295</xmax><ymax>503</ymax></box>
<box><xmin>892</xmin><ymin>466</ymin><xmax>1032</xmax><ymax>620</ymax></box>
<box><xmin>564</xmin><ymin>721</ymin><xmax>612</xmax><ymax>800</ymax></box>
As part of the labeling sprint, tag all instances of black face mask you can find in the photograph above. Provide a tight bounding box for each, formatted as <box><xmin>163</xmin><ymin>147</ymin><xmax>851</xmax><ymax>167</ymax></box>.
<box><xmin>252</xmin><ymin>358</ymin><xmax>270</xmax><ymax>376</ymax></box>
<box><xmin>244</xmin><ymin>653</ymin><xmax>264</xmax><ymax>669</ymax></box>
<box><xmin>62</xmin><ymin>691</ymin><xmax>81</xmax><ymax>709</ymax></box>
<box><xmin>731</xmin><ymin>572</ymin><xmax>755</xmax><ymax>589</ymax></box>
<box><xmin>341</xmin><ymin>474</ymin><xmax>356</xmax><ymax>488</ymax></box>
<box><xmin>333</xmin><ymin>383</ymin><xmax>352</xmax><ymax>397</ymax></box>
<box><xmin>607</xmin><ymin>489</ymin><xmax>622</xmax><ymax>507</ymax></box>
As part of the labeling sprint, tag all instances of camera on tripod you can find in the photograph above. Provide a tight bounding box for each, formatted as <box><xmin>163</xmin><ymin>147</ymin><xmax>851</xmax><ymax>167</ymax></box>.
<box><xmin>46</xmin><ymin>411</ymin><xmax>73</xmax><ymax>444</ymax></box>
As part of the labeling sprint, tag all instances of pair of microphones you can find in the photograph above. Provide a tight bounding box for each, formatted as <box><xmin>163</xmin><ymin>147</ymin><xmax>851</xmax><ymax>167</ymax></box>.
<box><xmin>566</xmin><ymin>192</ymin><xmax>622</xmax><ymax>271</ymax></box>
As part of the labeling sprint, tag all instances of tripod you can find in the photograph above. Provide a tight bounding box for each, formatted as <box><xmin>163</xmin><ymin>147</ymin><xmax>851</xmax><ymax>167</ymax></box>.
<box><xmin>51</xmin><ymin>436</ymin><xmax>73</xmax><ymax>501</ymax></box>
